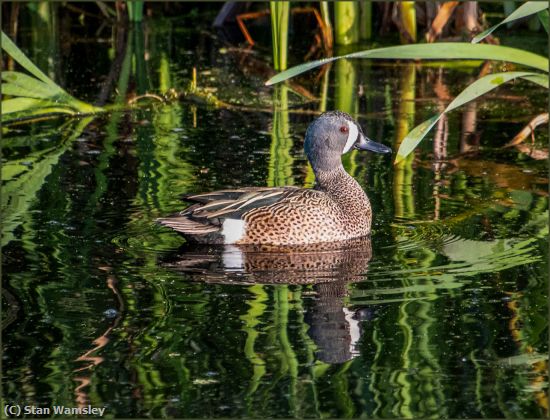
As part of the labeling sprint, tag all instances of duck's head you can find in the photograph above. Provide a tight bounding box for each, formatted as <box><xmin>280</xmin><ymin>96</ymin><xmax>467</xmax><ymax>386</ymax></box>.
<box><xmin>304</xmin><ymin>111</ymin><xmax>391</xmax><ymax>172</ymax></box>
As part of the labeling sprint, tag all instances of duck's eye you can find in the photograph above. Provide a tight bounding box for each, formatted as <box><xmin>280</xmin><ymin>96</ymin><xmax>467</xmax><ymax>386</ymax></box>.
<box><xmin>340</xmin><ymin>125</ymin><xmax>349</xmax><ymax>134</ymax></box>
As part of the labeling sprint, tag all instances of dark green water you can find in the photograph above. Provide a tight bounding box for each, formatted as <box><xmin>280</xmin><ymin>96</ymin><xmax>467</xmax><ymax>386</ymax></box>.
<box><xmin>2</xmin><ymin>13</ymin><xmax>548</xmax><ymax>419</ymax></box>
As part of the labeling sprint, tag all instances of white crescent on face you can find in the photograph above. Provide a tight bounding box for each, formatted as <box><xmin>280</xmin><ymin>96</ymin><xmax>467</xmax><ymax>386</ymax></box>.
<box><xmin>342</xmin><ymin>121</ymin><xmax>359</xmax><ymax>154</ymax></box>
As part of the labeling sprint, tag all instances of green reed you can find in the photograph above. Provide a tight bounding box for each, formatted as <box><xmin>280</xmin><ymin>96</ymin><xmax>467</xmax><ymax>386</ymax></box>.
<box><xmin>127</xmin><ymin>1</ymin><xmax>144</xmax><ymax>22</ymax></box>
<box><xmin>334</xmin><ymin>1</ymin><xmax>359</xmax><ymax>45</ymax></box>
<box><xmin>397</xmin><ymin>1</ymin><xmax>417</xmax><ymax>43</ymax></box>
<box><xmin>270</xmin><ymin>1</ymin><xmax>290</xmax><ymax>71</ymax></box>
<box><xmin>360</xmin><ymin>0</ymin><xmax>372</xmax><ymax>40</ymax></box>
<box><xmin>319</xmin><ymin>1</ymin><xmax>334</xmax><ymax>49</ymax></box>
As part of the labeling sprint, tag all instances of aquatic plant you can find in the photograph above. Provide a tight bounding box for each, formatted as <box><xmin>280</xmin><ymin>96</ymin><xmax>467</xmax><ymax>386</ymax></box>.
<box><xmin>126</xmin><ymin>1</ymin><xmax>144</xmax><ymax>22</ymax></box>
<box><xmin>359</xmin><ymin>1</ymin><xmax>372</xmax><ymax>41</ymax></box>
<box><xmin>319</xmin><ymin>1</ymin><xmax>333</xmax><ymax>48</ymax></box>
<box><xmin>1</xmin><ymin>32</ymin><xmax>103</xmax><ymax>124</ymax></box>
<box><xmin>396</xmin><ymin>1</ymin><xmax>417</xmax><ymax>43</ymax></box>
<box><xmin>334</xmin><ymin>2</ymin><xmax>359</xmax><ymax>45</ymax></box>
<box><xmin>266</xmin><ymin>1</ymin><xmax>549</xmax><ymax>164</ymax></box>
<box><xmin>270</xmin><ymin>1</ymin><xmax>290</xmax><ymax>71</ymax></box>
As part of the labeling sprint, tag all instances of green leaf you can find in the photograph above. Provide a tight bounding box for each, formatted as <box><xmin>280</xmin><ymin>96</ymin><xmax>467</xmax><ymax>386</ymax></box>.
<box><xmin>394</xmin><ymin>71</ymin><xmax>540</xmax><ymax>164</ymax></box>
<box><xmin>2</xmin><ymin>83</ymin><xmax>51</xmax><ymax>99</ymax></box>
<box><xmin>395</xmin><ymin>115</ymin><xmax>440</xmax><ymax>164</ymax></box>
<box><xmin>520</xmin><ymin>73</ymin><xmax>549</xmax><ymax>88</ymax></box>
<box><xmin>266</xmin><ymin>56</ymin><xmax>336</xmax><ymax>86</ymax></box>
<box><xmin>1</xmin><ymin>31</ymin><xmax>103</xmax><ymax>122</ymax></box>
<box><xmin>1</xmin><ymin>31</ymin><xmax>61</xmax><ymax>89</ymax></box>
<box><xmin>472</xmin><ymin>2</ymin><xmax>549</xmax><ymax>43</ymax></box>
<box><xmin>1</xmin><ymin>97</ymin><xmax>81</xmax><ymax>123</ymax></box>
<box><xmin>2</xmin><ymin>72</ymin><xmax>101</xmax><ymax>115</ymax></box>
<box><xmin>266</xmin><ymin>43</ymin><xmax>548</xmax><ymax>85</ymax></box>
<box><xmin>444</xmin><ymin>71</ymin><xmax>537</xmax><ymax>112</ymax></box>
<box><xmin>2</xmin><ymin>71</ymin><xmax>62</xmax><ymax>98</ymax></box>
<box><xmin>538</xmin><ymin>9</ymin><xmax>549</xmax><ymax>34</ymax></box>
<box><xmin>2</xmin><ymin>97</ymin><xmax>74</xmax><ymax>114</ymax></box>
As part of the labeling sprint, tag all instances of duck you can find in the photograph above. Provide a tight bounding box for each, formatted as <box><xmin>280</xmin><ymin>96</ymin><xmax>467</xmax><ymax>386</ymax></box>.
<box><xmin>157</xmin><ymin>111</ymin><xmax>391</xmax><ymax>245</ymax></box>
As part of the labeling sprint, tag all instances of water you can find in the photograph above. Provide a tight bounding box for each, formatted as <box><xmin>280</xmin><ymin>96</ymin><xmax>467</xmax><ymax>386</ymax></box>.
<box><xmin>2</xmin><ymin>13</ymin><xmax>548</xmax><ymax>418</ymax></box>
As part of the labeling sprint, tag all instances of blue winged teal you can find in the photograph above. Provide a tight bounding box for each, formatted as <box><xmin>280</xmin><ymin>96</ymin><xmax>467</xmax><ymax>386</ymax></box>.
<box><xmin>158</xmin><ymin>111</ymin><xmax>391</xmax><ymax>245</ymax></box>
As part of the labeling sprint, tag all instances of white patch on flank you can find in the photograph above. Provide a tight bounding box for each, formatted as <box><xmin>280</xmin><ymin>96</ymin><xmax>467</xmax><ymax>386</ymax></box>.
<box><xmin>222</xmin><ymin>218</ymin><xmax>247</xmax><ymax>244</ymax></box>
<box><xmin>342</xmin><ymin>121</ymin><xmax>359</xmax><ymax>154</ymax></box>
<box><xmin>343</xmin><ymin>308</ymin><xmax>361</xmax><ymax>357</ymax></box>
<box><xmin>222</xmin><ymin>245</ymin><xmax>244</xmax><ymax>270</ymax></box>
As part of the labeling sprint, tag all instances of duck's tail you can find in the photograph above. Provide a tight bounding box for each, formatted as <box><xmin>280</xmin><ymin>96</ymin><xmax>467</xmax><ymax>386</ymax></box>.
<box><xmin>156</xmin><ymin>216</ymin><xmax>224</xmax><ymax>244</ymax></box>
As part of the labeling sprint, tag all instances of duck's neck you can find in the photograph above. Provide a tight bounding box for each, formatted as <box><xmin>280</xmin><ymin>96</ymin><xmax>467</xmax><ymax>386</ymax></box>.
<box><xmin>314</xmin><ymin>165</ymin><xmax>370</xmax><ymax>208</ymax></box>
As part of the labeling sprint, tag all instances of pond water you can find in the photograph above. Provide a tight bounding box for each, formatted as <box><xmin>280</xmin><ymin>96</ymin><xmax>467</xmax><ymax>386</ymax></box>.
<box><xmin>3</xmin><ymin>12</ymin><xmax>548</xmax><ymax>419</ymax></box>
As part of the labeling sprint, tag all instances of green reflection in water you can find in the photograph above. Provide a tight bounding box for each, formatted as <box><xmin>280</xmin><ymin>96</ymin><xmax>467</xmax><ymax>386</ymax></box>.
<box><xmin>393</xmin><ymin>63</ymin><xmax>416</xmax><ymax>221</ymax></box>
<box><xmin>241</xmin><ymin>284</ymin><xmax>268</xmax><ymax>412</ymax></box>
<box><xmin>268</xmin><ymin>85</ymin><xmax>294</xmax><ymax>187</ymax></box>
<box><xmin>2</xmin><ymin>117</ymin><xmax>94</xmax><ymax>246</ymax></box>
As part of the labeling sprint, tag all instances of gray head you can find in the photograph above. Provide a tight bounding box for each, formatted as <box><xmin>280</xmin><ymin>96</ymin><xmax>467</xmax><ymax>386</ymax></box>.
<box><xmin>304</xmin><ymin>111</ymin><xmax>391</xmax><ymax>173</ymax></box>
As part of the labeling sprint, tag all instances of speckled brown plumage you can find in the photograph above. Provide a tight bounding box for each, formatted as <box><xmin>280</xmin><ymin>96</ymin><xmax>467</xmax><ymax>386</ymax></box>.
<box><xmin>157</xmin><ymin>111</ymin><xmax>390</xmax><ymax>245</ymax></box>
<box><xmin>239</xmin><ymin>168</ymin><xmax>371</xmax><ymax>245</ymax></box>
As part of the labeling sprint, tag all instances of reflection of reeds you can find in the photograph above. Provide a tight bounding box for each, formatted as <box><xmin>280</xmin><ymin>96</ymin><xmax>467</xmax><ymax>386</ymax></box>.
<box><xmin>460</xmin><ymin>100</ymin><xmax>478</xmax><ymax>153</ymax></box>
<box><xmin>293</xmin><ymin>289</ymin><xmax>323</xmax><ymax>416</ymax></box>
<box><xmin>275</xmin><ymin>286</ymin><xmax>299</xmax><ymax>415</ymax></box>
<box><xmin>390</xmin><ymin>63</ymin><xmax>445</xmax><ymax>417</ymax></box>
<box><xmin>432</xmin><ymin>71</ymin><xmax>449</xmax><ymax>220</ymax></box>
<box><xmin>2</xmin><ymin>117</ymin><xmax>94</xmax><ymax>246</ymax></box>
<box><xmin>393</xmin><ymin>63</ymin><xmax>416</xmax><ymax>220</ymax></box>
<box><xmin>365</xmin><ymin>250</ymin><xmax>447</xmax><ymax>417</ymax></box>
<box><xmin>129</xmin><ymin>27</ymin><xmax>196</xmax><ymax>217</ymax></box>
<box><xmin>241</xmin><ymin>285</ymin><xmax>268</xmax><ymax>409</ymax></box>
<box><xmin>268</xmin><ymin>85</ymin><xmax>294</xmax><ymax>187</ymax></box>
<box><xmin>81</xmin><ymin>34</ymin><xmax>133</xmax><ymax>220</ymax></box>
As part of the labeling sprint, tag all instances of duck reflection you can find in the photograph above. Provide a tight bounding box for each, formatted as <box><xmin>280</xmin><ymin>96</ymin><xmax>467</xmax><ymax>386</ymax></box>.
<box><xmin>164</xmin><ymin>237</ymin><xmax>373</xmax><ymax>364</ymax></box>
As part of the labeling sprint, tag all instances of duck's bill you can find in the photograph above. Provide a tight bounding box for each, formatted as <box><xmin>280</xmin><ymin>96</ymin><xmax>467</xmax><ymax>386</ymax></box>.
<box><xmin>355</xmin><ymin>134</ymin><xmax>392</xmax><ymax>154</ymax></box>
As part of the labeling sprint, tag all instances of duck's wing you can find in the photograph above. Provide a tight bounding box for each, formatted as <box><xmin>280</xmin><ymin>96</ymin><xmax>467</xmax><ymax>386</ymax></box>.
<box><xmin>157</xmin><ymin>186</ymin><xmax>303</xmax><ymax>241</ymax></box>
<box><xmin>185</xmin><ymin>186</ymin><xmax>301</xmax><ymax>218</ymax></box>
<box><xmin>183</xmin><ymin>187</ymin><xmax>290</xmax><ymax>204</ymax></box>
